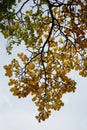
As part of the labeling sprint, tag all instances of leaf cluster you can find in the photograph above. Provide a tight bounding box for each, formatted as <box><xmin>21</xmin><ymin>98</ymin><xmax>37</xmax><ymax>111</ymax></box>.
<box><xmin>2</xmin><ymin>0</ymin><xmax>87</xmax><ymax>122</ymax></box>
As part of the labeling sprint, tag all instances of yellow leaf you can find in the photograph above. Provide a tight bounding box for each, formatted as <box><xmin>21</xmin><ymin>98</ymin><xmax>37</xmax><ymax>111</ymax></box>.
<box><xmin>58</xmin><ymin>38</ymin><xmax>63</xmax><ymax>43</ymax></box>
<box><xmin>44</xmin><ymin>34</ymin><xmax>48</xmax><ymax>39</ymax></box>
<box><xmin>28</xmin><ymin>62</ymin><xmax>35</xmax><ymax>69</ymax></box>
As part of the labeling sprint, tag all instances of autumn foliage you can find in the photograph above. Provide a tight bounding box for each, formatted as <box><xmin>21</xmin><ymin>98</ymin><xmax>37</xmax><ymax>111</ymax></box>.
<box><xmin>1</xmin><ymin>0</ymin><xmax>87</xmax><ymax>122</ymax></box>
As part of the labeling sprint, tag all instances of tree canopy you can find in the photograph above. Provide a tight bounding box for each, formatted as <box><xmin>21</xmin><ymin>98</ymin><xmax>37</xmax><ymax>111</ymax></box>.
<box><xmin>0</xmin><ymin>0</ymin><xmax>87</xmax><ymax>122</ymax></box>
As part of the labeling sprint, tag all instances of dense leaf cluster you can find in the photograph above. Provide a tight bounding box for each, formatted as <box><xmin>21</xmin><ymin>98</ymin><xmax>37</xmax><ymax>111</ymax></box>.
<box><xmin>0</xmin><ymin>0</ymin><xmax>21</xmax><ymax>30</ymax></box>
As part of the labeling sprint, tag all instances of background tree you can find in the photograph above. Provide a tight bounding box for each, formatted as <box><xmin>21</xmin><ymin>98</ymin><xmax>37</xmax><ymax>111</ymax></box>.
<box><xmin>0</xmin><ymin>0</ymin><xmax>87</xmax><ymax>122</ymax></box>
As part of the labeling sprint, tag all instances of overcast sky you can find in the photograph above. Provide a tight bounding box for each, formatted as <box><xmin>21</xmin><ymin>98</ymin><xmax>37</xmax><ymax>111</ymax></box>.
<box><xmin>0</xmin><ymin>34</ymin><xmax>87</xmax><ymax>130</ymax></box>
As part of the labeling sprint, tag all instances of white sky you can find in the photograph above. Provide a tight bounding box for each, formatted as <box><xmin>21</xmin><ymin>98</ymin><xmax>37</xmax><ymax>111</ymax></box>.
<box><xmin>0</xmin><ymin>34</ymin><xmax>87</xmax><ymax>130</ymax></box>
